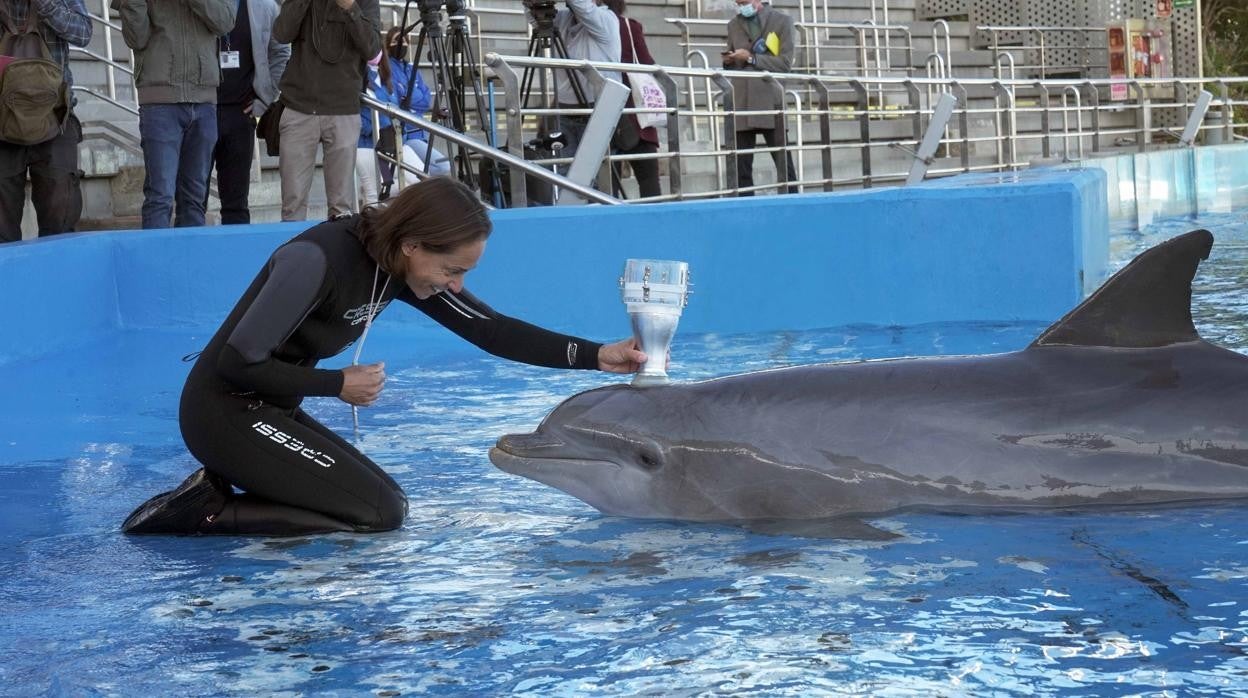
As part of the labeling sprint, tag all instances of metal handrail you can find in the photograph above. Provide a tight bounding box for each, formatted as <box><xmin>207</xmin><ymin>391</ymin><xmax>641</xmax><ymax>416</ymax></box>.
<box><xmin>931</xmin><ymin>19</ymin><xmax>952</xmax><ymax>78</ymax></box>
<box><xmin>979</xmin><ymin>25</ymin><xmax>1110</xmax><ymax>78</ymax></box>
<box><xmin>486</xmin><ymin>53</ymin><xmax>1248</xmax><ymax>194</ymax></box>
<box><xmin>995</xmin><ymin>51</ymin><xmax>1016</xmax><ymax>80</ymax></box>
<box><xmin>1060</xmin><ymin>85</ymin><xmax>1084</xmax><ymax>161</ymax></box>
<box><xmin>71</xmin><ymin>86</ymin><xmax>138</xmax><ymax>117</ymax></box>
<box><xmin>785</xmin><ymin>89</ymin><xmax>805</xmax><ymax>188</ymax></box>
<box><xmin>362</xmin><ymin>94</ymin><xmax>619</xmax><ymax>206</ymax></box>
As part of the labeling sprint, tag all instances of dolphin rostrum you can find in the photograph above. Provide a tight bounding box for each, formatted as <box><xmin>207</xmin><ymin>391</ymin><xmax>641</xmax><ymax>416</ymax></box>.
<box><xmin>490</xmin><ymin>230</ymin><xmax>1248</xmax><ymax>536</ymax></box>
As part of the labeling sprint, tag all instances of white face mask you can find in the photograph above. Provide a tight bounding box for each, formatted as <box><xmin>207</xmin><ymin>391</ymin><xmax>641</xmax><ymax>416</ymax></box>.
<box><xmin>737</xmin><ymin>3</ymin><xmax>757</xmax><ymax>17</ymax></box>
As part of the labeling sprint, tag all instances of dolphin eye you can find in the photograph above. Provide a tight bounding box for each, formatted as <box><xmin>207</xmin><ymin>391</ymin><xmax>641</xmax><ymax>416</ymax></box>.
<box><xmin>638</xmin><ymin>448</ymin><xmax>663</xmax><ymax>471</ymax></box>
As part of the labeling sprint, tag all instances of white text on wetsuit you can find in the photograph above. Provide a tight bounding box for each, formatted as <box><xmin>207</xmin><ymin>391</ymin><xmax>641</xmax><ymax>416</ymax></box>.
<box><xmin>251</xmin><ymin>421</ymin><xmax>336</xmax><ymax>468</ymax></box>
<box><xmin>344</xmin><ymin>300</ymin><xmax>390</xmax><ymax>326</ymax></box>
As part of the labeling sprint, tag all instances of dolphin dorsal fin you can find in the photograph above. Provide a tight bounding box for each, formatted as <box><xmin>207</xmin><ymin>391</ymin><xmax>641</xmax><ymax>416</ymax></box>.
<box><xmin>1030</xmin><ymin>229</ymin><xmax>1212</xmax><ymax>348</ymax></box>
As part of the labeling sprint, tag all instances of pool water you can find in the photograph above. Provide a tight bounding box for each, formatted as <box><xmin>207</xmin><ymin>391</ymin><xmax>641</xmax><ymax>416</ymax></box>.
<box><xmin>1</xmin><ymin>213</ymin><xmax>1246</xmax><ymax>696</ymax></box>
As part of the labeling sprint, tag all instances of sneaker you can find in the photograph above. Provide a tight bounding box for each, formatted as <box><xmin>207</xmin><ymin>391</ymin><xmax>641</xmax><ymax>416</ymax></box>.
<box><xmin>121</xmin><ymin>468</ymin><xmax>229</xmax><ymax>535</ymax></box>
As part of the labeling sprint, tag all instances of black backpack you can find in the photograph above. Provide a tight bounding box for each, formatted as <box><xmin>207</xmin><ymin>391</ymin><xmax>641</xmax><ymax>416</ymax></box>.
<box><xmin>0</xmin><ymin>5</ymin><xmax>69</xmax><ymax>146</ymax></box>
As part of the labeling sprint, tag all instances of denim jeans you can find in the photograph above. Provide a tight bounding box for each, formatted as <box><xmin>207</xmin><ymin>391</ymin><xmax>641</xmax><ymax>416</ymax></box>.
<box><xmin>139</xmin><ymin>103</ymin><xmax>217</xmax><ymax>228</ymax></box>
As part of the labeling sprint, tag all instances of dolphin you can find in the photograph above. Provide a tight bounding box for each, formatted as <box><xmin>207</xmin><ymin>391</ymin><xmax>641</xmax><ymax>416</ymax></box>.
<box><xmin>489</xmin><ymin>230</ymin><xmax>1248</xmax><ymax>536</ymax></box>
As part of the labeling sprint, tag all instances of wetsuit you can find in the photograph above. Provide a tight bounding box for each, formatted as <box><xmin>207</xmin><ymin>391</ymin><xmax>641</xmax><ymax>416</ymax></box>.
<box><xmin>152</xmin><ymin>216</ymin><xmax>602</xmax><ymax>535</ymax></box>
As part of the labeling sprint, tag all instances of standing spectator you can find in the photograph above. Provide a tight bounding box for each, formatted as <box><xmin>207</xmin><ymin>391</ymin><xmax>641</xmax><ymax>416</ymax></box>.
<box><xmin>208</xmin><ymin>0</ymin><xmax>290</xmax><ymax>225</ymax></box>
<box><xmin>526</xmin><ymin>0</ymin><xmax>619</xmax><ymax>159</ymax></box>
<box><xmin>114</xmin><ymin>0</ymin><xmax>237</xmax><ymax>228</ymax></box>
<box><xmin>274</xmin><ymin>0</ymin><xmax>380</xmax><ymax>221</ymax></box>
<box><xmin>0</xmin><ymin>0</ymin><xmax>91</xmax><ymax>243</ymax></box>
<box><xmin>385</xmin><ymin>27</ymin><xmax>449</xmax><ymax>179</ymax></box>
<box><xmin>723</xmin><ymin>0</ymin><xmax>797</xmax><ymax>196</ymax></box>
<box><xmin>604</xmin><ymin>0</ymin><xmax>659</xmax><ymax>199</ymax></box>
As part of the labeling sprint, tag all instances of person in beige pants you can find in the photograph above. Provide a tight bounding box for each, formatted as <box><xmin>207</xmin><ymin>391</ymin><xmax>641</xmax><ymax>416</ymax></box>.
<box><xmin>273</xmin><ymin>0</ymin><xmax>380</xmax><ymax>220</ymax></box>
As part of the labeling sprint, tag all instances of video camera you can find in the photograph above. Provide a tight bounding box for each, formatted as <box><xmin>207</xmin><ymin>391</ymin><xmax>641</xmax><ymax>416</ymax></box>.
<box><xmin>405</xmin><ymin>0</ymin><xmax>468</xmax><ymax>27</ymax></box>
<box><xmin>521</xmin><ymin>0</ymin><xmax>559</xmax><ymax>29</ymax></box>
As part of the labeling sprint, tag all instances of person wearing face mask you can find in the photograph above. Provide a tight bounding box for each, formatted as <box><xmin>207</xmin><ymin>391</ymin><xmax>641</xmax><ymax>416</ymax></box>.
<box><xmin>383</xmin><ymin>27</ymin><xmax>452</xmax><ymax>180</ymax></box>
<box><xmin>121</xmin><ymin>177</ymin><xmax>648</xmax><ymax>536</ymax></box>
<box><xmin>722</xmin><ymin>0</ymin><xmax>797</xmax><ymax>196</ymax></box>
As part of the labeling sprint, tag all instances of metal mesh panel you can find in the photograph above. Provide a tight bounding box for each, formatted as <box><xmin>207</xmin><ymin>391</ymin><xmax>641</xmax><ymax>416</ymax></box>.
<box><xmin>1169</xmin><ymin>3</ymin><xmax>1201</xmax><ymax>78</ymax></box>
<box><xmin>1022</xmin><ymin>0</ymin><xmax>1098</xmax><ymax>76</ymax></box>
<box><xmin>971</xmin><ymin>0</ymin><xmax>1025</xmax><ymax>49</ymax></box>
<box><xmin>918</xmin><ymin>0</ymin><xmax>968</xmax><ymax>20</ymax></box>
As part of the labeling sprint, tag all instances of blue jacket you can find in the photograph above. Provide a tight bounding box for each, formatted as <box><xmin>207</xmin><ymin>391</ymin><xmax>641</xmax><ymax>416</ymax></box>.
<box><xmin>359</xmin><ymin>66</ymin><xmax>398</xmax><ymax>149</ymax></box>
<box><xmin>389</xmin><ymin>57</ymin><xmax>431</xmax><ymax>143</ymax></box>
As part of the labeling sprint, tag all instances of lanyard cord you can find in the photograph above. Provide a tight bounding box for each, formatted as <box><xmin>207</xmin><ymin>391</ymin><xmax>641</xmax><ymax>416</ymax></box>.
<box><xmin>352</xmin><ymin>264</ymin><xmax>391</xmax><ymax>442</ymax></box>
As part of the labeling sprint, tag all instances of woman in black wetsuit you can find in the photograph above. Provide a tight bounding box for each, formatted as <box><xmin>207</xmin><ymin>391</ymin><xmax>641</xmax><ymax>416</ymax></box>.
<box><xmin>123</xmin><ymin>178</ymin><xmax>646</xmax><ymax>536</ymax></box>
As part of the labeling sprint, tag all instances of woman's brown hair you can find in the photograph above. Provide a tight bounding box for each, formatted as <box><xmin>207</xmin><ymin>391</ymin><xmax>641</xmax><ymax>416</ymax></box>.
<box><xmin>355</xmin><ymin>177</ymin><xmax>492</xmax><ymax>276</ymax></box>
<box><xmin>382</xmin><ymin>26</ymin><xmax>407</xmax><ymax>91</ymax></box>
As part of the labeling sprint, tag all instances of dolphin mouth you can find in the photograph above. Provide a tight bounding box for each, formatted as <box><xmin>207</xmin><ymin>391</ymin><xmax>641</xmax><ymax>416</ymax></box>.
<box><xmin>488</xmin><ymin>446</ymin><xmax>617</xmax><ymax>474</ymax></box>
<box><xmin>489</xmin><ymin>432</ymin><xmax>620</xmax><ymax>479</ymax></box>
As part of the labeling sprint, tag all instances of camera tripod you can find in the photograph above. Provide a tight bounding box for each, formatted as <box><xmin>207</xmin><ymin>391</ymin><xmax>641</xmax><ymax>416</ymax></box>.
<box><xmin>519</xmin><ymin>1</ymin><xmax>588</xmax><ymax>135</ymax></box>
<box><xmin>394</xmin><ymin>0</ymin><xmax>496</xmax><ymax>190</ymax></box>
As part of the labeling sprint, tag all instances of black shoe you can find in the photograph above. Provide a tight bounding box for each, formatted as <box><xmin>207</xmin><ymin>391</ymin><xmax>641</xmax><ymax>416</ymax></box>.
<box><xmin>121</xmin><ymin>468</ymin><xmax>229</xmax><ymax>535</ymax></box>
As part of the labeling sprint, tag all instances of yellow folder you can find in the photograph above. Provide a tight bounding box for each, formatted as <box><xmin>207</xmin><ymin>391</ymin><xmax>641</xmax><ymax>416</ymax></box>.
<box><xmin>765</xmin><ymin>32</ymin><xmax>781</xmax><ymax>56</ymax></box>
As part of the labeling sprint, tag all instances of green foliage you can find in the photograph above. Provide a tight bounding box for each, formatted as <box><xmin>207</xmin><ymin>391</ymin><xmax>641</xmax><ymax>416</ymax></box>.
<box><xmin>1202</xmin><ymin>0</ymin><xmax>1248</xmax><ymax>131</ymax></box>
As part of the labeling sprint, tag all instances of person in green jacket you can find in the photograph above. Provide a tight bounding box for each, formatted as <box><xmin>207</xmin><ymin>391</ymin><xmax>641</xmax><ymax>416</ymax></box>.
<box><xmin>113</xmin><ymin>0</ymin><xmax>237</xmax><ymax>228</ymax></box>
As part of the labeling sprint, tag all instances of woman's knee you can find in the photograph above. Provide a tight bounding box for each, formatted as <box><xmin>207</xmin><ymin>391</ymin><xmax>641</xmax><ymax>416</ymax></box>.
<box><xmin>362</xmin><ymin>486</ymin><xmax>408</xmax><ymax>532</ymax></box>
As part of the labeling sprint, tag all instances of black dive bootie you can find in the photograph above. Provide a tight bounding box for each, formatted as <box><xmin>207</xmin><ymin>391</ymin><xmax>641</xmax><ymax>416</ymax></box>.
<box><xmin>121</xmin><ymin>468</ymin><xmax>230</xmax><ymax>535</ymax></box>
<box><xmin>198</xmin><ymin>494</ymin><xmax>358</xmax><ymax>536</ymax></box>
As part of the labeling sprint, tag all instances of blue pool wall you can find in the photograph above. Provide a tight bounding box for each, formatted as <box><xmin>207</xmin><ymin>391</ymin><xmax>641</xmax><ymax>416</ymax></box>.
<box><xmin>1084</xmin><ymin>143</ymin><xmax>1248</xmax><ymax>227</ymax></box>
<box><xmin>0</xmin><ymin>167</ymin><xmax>1107</xmax><ymax>366</ymax></box>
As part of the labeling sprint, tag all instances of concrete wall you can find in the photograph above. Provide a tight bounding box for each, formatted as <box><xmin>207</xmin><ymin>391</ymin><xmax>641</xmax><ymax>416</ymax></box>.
<box><xmin>0</xmin><ymin>167</ymin><xmax>1108</xmax><ymax>366</ymax></box>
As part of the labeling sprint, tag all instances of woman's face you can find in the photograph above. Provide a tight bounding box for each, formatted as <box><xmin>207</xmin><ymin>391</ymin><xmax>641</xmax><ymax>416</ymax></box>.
<box><xmin>388</xmin><ymin>33</ymin><xmax>405</xmax><ymax>56</ymax></box>
<box><xmin>402</xmin><ymin>239</ymin><xmax>486</xmax><ymax>299</ymax></box>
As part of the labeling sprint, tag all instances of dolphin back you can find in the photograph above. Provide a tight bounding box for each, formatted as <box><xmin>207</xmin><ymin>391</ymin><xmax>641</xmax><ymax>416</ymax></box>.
<box><xmin>1031</xmin><ymin>229</ymin><xmax>1212</xmax><ymax>348</ymax></box>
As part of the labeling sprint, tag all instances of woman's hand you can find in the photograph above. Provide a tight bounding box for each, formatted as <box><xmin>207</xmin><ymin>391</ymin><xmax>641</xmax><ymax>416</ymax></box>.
<box><xmin>597</xmin><ymin>338</ymin><xmax>648</xmax><ymax>374</ymax></box>
<box><xmin>341</xmin><ymin>362</ymin><xmax>386</xmax><ymax>405</ymax></box>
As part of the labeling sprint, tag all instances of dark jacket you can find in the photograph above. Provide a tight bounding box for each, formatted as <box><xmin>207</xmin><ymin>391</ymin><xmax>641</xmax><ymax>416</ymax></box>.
<box><xmin>618</xmin><ymin>15</ymin><xmax>658</xmax><ymax>147</ymax></box>
<box><xmin>273</xmin><ymin>0</ymin><xmax>380</xmax><ymax>116</ymax></box>
<box><xmin>724</xmin><ymin>6</ymin><xmax>796</xmax><ymax>131</ymax></box>
<box><xmin>112</xmin><ymin>0</ymin><xmax>237</xmax><ymax>104</ymax></box>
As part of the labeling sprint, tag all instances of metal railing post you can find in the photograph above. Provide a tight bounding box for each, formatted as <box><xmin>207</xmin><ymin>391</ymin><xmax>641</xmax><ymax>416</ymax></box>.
<box><xmin>1138</xmin><ymin>79</ymin><xmax>1153</xmax><ymax>149</ymax></box>
<box><xmin>712</xmin><ymin>72</ymin><xmax>737</xmax><ymax>196</ymax></box>
<box><xmin>810</xmin><ymin>78</ymin><xmax>834</xmax><ymax>191</ymax></box>
<box><xmin>1060</xmin><ymin>84</ymin><xmax>1084</xmax><ymax>161</ymax></box>
<box><xmin>991</xmin><ymin>81</ymin><xmax>1017</xmax><ymax>169</ymax></box>
<box><xmin>1083</xmin><ymin>80</ymin><xmax>1101</xmax><ymax>153</ymax></box>
<box><xmin>849</xmin><ymin>79</ymin><xmax>871</xmax><ymax>187</ymax></box>
<box><xmin>1035</xmin><ymin>81</ymin><xmax>1052</xmax><ymax>159</ymax></box>
<box><xmin>785</xmin><ymin>87</ymin><xmax>804</xmax><ymax>190</ymax></box>
<box><xmin>655</xmin><ymin>69</ymin><xmax>683</xmax><ymax>198</ymax></box>
<box><xmin>952</xmin><ymin>82</ymin><xmax>969</xmax><ymax>171</ymax></box>
<box><xmin>485</xmin><ymin>55</ymin><xmax>528</xmax><ymax>208</ymax></box>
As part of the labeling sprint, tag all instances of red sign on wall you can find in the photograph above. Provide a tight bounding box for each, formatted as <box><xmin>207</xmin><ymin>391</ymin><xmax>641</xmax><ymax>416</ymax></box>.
<box><xmin>1157</xmin><ymin>0</ymin><xmax>1173</xmax><ymax>18</ymax></box>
